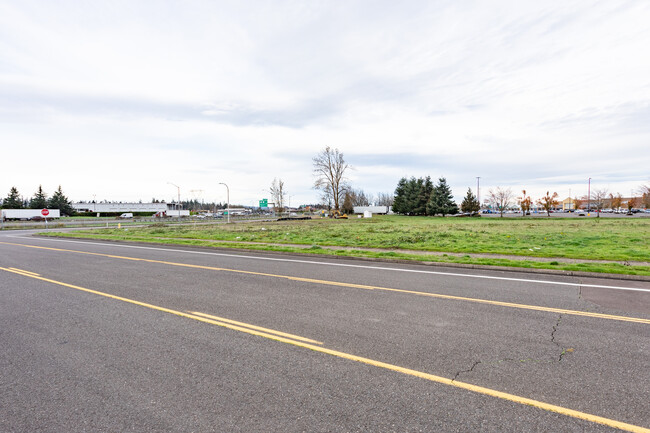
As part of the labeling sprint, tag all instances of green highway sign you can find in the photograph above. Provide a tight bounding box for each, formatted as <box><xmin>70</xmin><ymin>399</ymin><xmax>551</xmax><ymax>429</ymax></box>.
<box><xmin>259</xmin><ymin>199</ymin><xmax>268</xmax><ymax>208</ymax></box>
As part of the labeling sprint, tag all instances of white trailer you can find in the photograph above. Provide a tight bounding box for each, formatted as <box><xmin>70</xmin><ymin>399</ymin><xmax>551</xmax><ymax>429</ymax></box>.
<box><xmin>166</xmin><ymin>209</ymin><xmax>190</xmax><ymax>217</ymax></box>
<box><xmin>1</xmin><ymin>209</ymin><xmax>61</xmax><ymax>220</ymax></box>
<box><xmin>352</xmin><ymin>206</ymin><xmax>393</xmax><ymax>215</ymax></box>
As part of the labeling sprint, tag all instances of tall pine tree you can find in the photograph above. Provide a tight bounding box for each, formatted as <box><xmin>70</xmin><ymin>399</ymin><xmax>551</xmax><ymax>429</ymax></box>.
<box><xmin>393</xmin><ymin>176</ymin><xmax>437</xmax><ymax>215</ymax></box>
<box><xmin>2</xmin><ymin>186</ymin><xmax>23</xmax><ymax>209</ymax></box>
<box><xmin>392</xmin><ymin>177</ymin><xmax>409</xmax><ymax>214</ymax></box>
<box><xmin>48</xmin><ymin>185</ymin><xmax>75</xmax><ymax>216</ymax></box>
<box><xmin>417</xmin><ymin>176</ymin><xmax>434</xmax><ymax>216</ymax></box>
<box><xmin>460</xmin><ymin>188</ymin><xmax>480</xmax><ymax>215</ymax></box>
<box><xmin>30</xmin><ymin>185</ymin><xmax>48</xmax><ymax>209</ymax></box>
<box><xmin>409</xmin><ymin>177</ymin><xmax>425</xmax><ymax>215</ymax></box>
<box><xmin>426</xmin><ymin>178</ymin><xmax>458</xmax><ymax>216</ymax></box>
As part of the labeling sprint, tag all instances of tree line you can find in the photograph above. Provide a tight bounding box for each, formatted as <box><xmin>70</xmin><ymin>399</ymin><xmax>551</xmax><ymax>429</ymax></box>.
<box><xmin>481</xmin><ymin>184</ymin><xmax>650</xmax><ymax>218</ymax></box>
<box><xmin>1</xmin><ymin>185</ymin><xmax>75</xmax><ymax>215</ymax></box>
<box><xmin>392</xmin><ymin>177</ymin><xmax>472</xmax><ymax>216</ymax></box>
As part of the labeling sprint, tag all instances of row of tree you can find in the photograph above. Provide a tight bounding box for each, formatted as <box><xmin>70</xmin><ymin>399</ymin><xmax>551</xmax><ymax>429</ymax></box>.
<box><xmin>1</xmin><ymin>186</ymin><xmax>75</xmax><ymax>215</ymax></box>
<box><xmin>392</xmin><ymin>177</ymin><xmax>463</xmax><ymax>216</ymax></box>
<box><xmin>486</xmin><ymin>185</ymin><xmax>650</xmax><ymax>217</ymax></box>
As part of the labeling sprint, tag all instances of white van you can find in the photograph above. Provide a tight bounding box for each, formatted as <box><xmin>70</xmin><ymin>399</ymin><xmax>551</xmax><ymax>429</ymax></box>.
<box><xmin>118</xmin><ymin>213</ymin><xmax>134</xmax><ymax>219</ymax></box>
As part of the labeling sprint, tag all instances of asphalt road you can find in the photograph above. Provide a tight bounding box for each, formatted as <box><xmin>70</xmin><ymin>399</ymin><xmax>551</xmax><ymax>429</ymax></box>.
<box><xmin>1</xmin><ymin>230</ymin><xmax>649</xmax><ymax>432</ymax></box>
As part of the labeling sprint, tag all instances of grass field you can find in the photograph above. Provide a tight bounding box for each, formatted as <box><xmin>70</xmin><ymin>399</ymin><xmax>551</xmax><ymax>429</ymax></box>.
<box><xmin>43</xmin><ymin>215</ymin><xmax>650</xmax><ymax>275</ymax></box>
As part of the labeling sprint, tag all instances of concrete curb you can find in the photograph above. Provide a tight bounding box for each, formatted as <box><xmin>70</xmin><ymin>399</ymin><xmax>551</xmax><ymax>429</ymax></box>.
<box><xmin>34</xmin><ymin>235</ymin><xmax>650</xmax><ymax>283</ymax></box>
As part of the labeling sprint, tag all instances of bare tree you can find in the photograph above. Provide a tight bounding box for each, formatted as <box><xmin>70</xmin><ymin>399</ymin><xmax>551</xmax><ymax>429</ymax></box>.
<box><xmin>626</xmin><ymin>197</ymin><xmax>637</xmax><ymax>212</ymax></box>
<box><xmin>346</xmin><ymin>188</ymin><xmax>370</xmax><ymax>206</ymax></box>
<box><xmin>609</xmin><ymin>193</ymin><xmax>623</xmax><ymax>212</ymax></box>
<box><xmin>269</xmin><ymin>178</ymin><xmax>286</xmax><ymax>213</ymax></box>
<box><xmin>638</xmin><ymin>184</ymin><xmax>650</xmax><ymax>209</ymax></box>
<box><xmin>573</xmin><ymin>196</ymin><xmax>583</xmax><ymax>210</ymax></box>
<box><xmin>536</xmin><ymin>191</ymin><xmax>559</xmax><ymax>217</ymax></box>
<box><xmin>488</xmin><ymin>187</ymin><xmax>514</xmax><ymax>217</ymax></box>
<box><xmin>592</xmin><ymin>188</ymin><xmax>608</xmax><ymax>213</ymax></box>
<box><xmin>312</xmin><ymin>146</ymin><xmax>350</xmax><ymax>210</ymax></box>
<box><xmin>518</xmin><ymin>189</ymin><xmax>532</xmax><ymax>216</ymax></box>
<box><xmin>376</xmin><ymin>192</ymin><xmax>394</xmax><ymax>207</ymax></box>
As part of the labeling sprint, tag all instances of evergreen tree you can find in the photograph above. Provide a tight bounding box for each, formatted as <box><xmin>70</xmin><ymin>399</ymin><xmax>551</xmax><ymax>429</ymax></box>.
<box><xmin>419</xmin><ymin>176</ymin><xmax>434</xmax><ymax>216</ymax></box>
<box><xmin>394</xmin><ymin>176</ymin><xmax>436</xmax><ymax>215</ymax></box>
<box><xmin>392</xmin><ymin>177</ymin><xmax>409</xmax><ymax>214</ymax></box>
<box><xmin>407</xmin><ymin>177</ymin><xmax>423</xmax><ymax>215</ymax></box>
<box><xmin>460</xmin><ymin>188</ymin><xmax>480</xmax><ymax>214</ymax></box>
<box><xmin>2</xmin><ymin>186</ymin><xmax>23</xmax><ymax>209</ymax></box>
<box><xmin>341</xmin><ymin>192</ymin><xmax>354</xmax><ymax>214</ymax></box>
<box><xmin>48</xmin><ymin>185</ymin><xmax>75</xmax><ymax>215</ymax></box>
<box><xmin>402</xmin><ymin>178</ymin><xmax>415</xmax><ymax>215</ymax></box>
<box><xmin>30</xmin><ymin>185</ymin><xmax>48</xmax><ymax>209</ymax></box>
<box><xmin>426</xmin><ymin>178</ymin><xmax>458</xmax><ymax>216</ymax></box>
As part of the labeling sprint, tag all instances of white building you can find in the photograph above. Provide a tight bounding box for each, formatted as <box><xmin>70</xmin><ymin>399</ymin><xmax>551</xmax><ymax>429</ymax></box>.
<box><xmin>72</xmin><ymin>202</ymin><xmax>177</xmax><ymax>214</ymax></box>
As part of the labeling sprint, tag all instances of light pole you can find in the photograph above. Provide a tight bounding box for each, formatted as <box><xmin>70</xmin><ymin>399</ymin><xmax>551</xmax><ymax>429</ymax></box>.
<box><xmin>476</xmin><ymin>177</ymin><xmax>481</xmax><ymax>209</ymax></box>
<box><xmin>587</xmin><ymin>178</ymin><xmax>591</xmax><ymax>214</ymax></box>
<box><xmin>168</xmin><ymin>182</ymin><xmax>181</xmax><ymax>218</ymax></box>
<box><xmin>219</xmin><ymin>182</ymin><xmax>230</xmax><ymax>223</ymax></box>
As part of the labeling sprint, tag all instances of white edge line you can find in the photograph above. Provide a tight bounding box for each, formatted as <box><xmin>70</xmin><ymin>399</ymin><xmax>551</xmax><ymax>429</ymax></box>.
<box><xmin>5</xmin><ymin>234</ymin><xmax>650</xmax><ymax>293</ymax></box>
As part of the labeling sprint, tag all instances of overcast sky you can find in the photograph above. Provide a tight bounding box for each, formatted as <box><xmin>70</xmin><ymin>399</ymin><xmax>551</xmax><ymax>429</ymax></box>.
<box><xmin>1</xmin><ymin>0</ymin><xmax>649</xmax><ymax>206</ymax></box>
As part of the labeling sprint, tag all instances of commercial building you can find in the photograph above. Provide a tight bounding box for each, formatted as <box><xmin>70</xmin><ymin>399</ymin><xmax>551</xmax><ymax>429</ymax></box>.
<box><xmin>72</xmin><ymin>202</ymin><xmax>184</xmax><ymax>215</ymax></box>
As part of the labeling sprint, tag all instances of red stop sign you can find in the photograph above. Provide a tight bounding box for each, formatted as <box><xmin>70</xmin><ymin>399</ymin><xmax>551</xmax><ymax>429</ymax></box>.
<box><xmin>41</xmin><ymin>209</ymin><xmax>49</xmax><ymax>216</ymax></box>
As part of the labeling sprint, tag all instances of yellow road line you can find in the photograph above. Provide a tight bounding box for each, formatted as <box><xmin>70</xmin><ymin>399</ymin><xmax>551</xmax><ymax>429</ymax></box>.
<box><xmin>0</xmin><ymin>266</ymin><xmax>647</xmax><ymax>433</ymax></box>
<box><xmin>189</xmin><ymin>311</ymin><xmax>323</xmax><ymax>344</ymax></box>
<box><xmin>8</xmin><ymin>267</ymin><xmax>40</xmax><ymax>276</ymax></box>
<box><xmin>1</xmin><ymin>241</ymin><xmax>649</xmax><ymax>325</ymax></box>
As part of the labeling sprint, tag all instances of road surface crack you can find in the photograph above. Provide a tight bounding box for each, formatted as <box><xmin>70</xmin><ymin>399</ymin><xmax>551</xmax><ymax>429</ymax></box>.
<box><xmin>452</xmin><ymin>360</ymin><xmax>481</xmax><ymax>382</ymax></box>
<box><xmin>550</xmin><ymin>314</ymin><xmax>571</xmax><ymax>362</ymax></box>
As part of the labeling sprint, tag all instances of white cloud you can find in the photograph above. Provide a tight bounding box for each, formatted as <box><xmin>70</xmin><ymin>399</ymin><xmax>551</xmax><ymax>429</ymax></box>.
<box><xmin>1</xmin><ymin>0</ymin><xmax>649</xmax><ymax>206</ymax></box>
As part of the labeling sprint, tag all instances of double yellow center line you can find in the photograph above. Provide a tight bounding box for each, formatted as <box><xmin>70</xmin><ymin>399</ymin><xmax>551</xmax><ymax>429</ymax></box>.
<box><xmin>1</xmin><ymin>265</ymin><xmax>648</xmax><ymax>432</ymax></box>
<box><xmin>1</xmin><ymin>241</ymin><xmax>648</xmax><ymax>324</ymax></box>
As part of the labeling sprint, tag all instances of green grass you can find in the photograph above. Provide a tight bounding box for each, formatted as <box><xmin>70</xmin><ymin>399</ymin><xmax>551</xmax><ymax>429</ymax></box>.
<box><xmin>41</xmin><ymin>215</ymin><xmax>650</xmax><ymax>275</ymax></box>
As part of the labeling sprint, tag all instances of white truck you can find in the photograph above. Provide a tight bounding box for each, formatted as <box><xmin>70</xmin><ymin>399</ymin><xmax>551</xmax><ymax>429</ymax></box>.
<box><xmin>1</xmin><ymin>209</ymin><xmax>61</xmax><ymax>220</ymax></box>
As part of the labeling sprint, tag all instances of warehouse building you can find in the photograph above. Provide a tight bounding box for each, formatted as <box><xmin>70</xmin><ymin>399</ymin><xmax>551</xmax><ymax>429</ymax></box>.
<box><xmin>72</xmin><ymin>202</ymin><xmax>184</xmax><ymax>215</ymax></box>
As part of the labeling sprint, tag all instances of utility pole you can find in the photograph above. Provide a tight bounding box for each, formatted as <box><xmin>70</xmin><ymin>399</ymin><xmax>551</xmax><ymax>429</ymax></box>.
<box><xmin>168</xmin><ymin>182</ymin><xmax>181</xmax><ymax>218</ymax></box>
<box><xmin>476</xmin><ymin>177</ymin><xmax>481</xmax><ymax>209</ymax></box>
<box><xmin>219</xmin><ymin>183</ymin><xmax>230</xmax><ymax>223</ymax></box>
<box><xmin>587</xmin><ymin>178</ymin><xmax>591</xmax><ymax>214</ymax></box>
<box><xmin>189</xmin><ymin>189</ymin><xmax>204</xmax><ymax>212</ymax></box>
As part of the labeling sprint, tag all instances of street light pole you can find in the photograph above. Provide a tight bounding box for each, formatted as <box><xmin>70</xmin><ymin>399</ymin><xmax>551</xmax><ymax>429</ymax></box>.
<box><xmin>587</xmin><ymin>178</ymin><xmax>591</xmax><ymax>213</ymax></box>
<box><xmin>219</xmin><ymin>182</ymin><xmax>230</xmax><ymax>223</ymax></box>
<box><xmin>168</xmin><ymin>182</ymin><xmax>181</xmax><ymax>218</ymax></box>
<box><xmin>476</xmin><ymin>177</ymin><xmax>481</xmax><ymax>210</ymax></box>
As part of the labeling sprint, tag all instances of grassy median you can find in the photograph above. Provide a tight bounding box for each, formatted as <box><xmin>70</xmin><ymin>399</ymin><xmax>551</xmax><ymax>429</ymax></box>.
<box><xmin>42</xmin><ymin>215</ymin><xmax>650</xmax><ymax>276</ymax></box>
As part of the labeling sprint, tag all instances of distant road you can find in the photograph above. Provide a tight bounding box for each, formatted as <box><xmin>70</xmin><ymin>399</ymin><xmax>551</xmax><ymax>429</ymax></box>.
<box><xmin>0</xmin><ymin>215</ymin><xmax>274</xmax><ymax>231</ymax></box>
<box><xmin>1</xmin><ymin>231</ymin><xmax>649</xmax><ymax>432</ymax></box>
